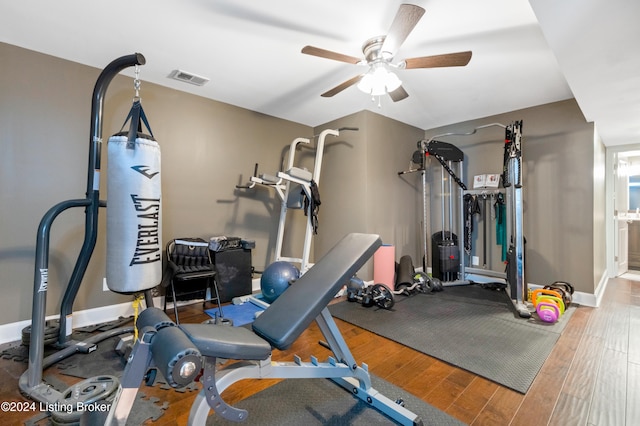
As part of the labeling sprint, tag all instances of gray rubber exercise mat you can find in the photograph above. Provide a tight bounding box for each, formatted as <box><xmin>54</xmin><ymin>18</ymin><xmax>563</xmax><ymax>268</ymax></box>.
<box><xmin>330</xmin><ymin>284</ymin><xmax>576</xmax><ymax>394</ymax></box>
<box><xmin>210</xmin><ymin>374</ymin><xmax>464</xmax><ymax>425</ymax></box>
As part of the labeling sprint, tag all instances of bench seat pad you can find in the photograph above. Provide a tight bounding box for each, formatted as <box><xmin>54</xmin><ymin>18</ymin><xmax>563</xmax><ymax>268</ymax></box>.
<box><xmin>180</xmin><ymin>323</ymin><xmax>271</xmax><ymax>360</ymax></box>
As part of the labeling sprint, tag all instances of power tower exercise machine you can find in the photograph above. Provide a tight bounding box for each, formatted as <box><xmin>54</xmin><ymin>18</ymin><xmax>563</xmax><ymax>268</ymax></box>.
<box><xmin>235</xmin><ymin>128</ymin><xmax>357</xmax><ymax>309</ymax></box>
<box><xmin>237</xmin><ymin>128</ymin><xmax>355</xmax><ymax>275</ymax></box>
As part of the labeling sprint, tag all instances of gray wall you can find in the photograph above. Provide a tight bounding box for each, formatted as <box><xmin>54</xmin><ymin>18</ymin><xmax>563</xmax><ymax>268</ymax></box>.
<box><xmin>314</xmin><ymin>111</ymin><xmax>425</xmax><ymax>279</ymax></box>
<box><xmin>0</xmin><ymin>43</ymin><xmax>310</xmax><ymax>322</ymax></box>
<box><xmin>425</xmin><ymin>99</ymin><xmax>605</xmax><ymax>294</ymax></box>
<box><xmin>1</xmin><ymin>42</ymin><xmax>605</xmax><ymax>328</ymax></box>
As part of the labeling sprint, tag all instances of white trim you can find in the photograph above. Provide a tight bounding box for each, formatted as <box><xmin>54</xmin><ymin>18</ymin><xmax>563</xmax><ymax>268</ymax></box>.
<box><xmin>606</xmin><ymin>143</ymin><xmax>640</xmax><ymax>278</ymax></box>
<box><xmin>571</xmin><ymin>289</ymin><xmax>598</xmax><ymax>308</ymax></box>
<box><xmin>0</xmin><ymin>297</ymin><xmax>167</xmax><ymax>345</ymax></box>
<box><xmin>590</xmin><ymin>269</ymin><xmax>610</xmax><ymax>308</ymax></box>
<box><xmin>619</xmin><ymin>271</ymin><xmax>640</xmax><ymax>281</ymax></box>
<box><xmin>252</xmin><ymin>277</ymin><xmax>261</xmax><ymax>292</ymax></box>
<box><xmin>3</xmin><ymin>271</ymin><xmax>605</xmax><ymax>345</ymax></box>
<box><xmin>528</xmin><ymin>269</ymin><xmax>607</xmax><ymax>308</ymax></box>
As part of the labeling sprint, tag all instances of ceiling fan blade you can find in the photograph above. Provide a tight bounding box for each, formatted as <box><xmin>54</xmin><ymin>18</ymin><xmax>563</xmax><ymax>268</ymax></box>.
<box><xmin>381</xmin><ymin>4</ymin><xmax>426</xmax><ymax>57</ymax></box>
<box><xmin>321</xmin><ymin>74</ymin><xmax>364</xmax><ymax>97</ymax></box>
<box><xmin>403</xmin><ymin>51</ymin><xmax>472</xmax><ymax>69</ymax></box>
<box><xmin>301</xmin><ymin>45</ymin><xmax>362</xmax><ymax>64</ymax></box>
<box><xmin>388</xmin><ymin>85</ymin><xmax>409</xmax><ymax>102</ymax></box>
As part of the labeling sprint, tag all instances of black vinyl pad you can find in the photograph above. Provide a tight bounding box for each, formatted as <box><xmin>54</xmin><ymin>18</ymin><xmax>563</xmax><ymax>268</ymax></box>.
<box><xmin>252</xmin><ymin>233</ymin><xmax>381</xmax><ymax>350</ymax></box>
<box><xmin>180</xmin><ymin>323</ymin><xmax>271</xmax><ymax>360</ymax></box>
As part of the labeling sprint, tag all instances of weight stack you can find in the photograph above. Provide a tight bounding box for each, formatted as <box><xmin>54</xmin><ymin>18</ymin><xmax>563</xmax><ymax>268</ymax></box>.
<box><xmin>431</xmin><ymin>232</ymin><xmax>460</xmax><ymax>282</ymax></box>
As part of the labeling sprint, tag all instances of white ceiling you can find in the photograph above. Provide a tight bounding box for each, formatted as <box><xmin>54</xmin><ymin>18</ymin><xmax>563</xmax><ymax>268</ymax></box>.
<box><xmin>1</xmin><ymin>0</ymin><xmax>638</xmax><ymax>146</ymax></box>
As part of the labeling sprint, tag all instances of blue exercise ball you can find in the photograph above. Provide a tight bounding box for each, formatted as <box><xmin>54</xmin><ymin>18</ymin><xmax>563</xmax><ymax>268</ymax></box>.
<box><xmin>261</xmin><ymin>261</ymin><xmax>300</xmax><ymax>303</ymax></box>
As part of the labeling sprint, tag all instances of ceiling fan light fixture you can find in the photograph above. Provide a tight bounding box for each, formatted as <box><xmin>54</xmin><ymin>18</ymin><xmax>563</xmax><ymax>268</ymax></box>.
<box><xmin>357</xmin><ymin>64</ymin><xmax>402</xmax><ymax>96</ymax></box>
<box><xmin>303</xmin><ymin>4</ymin><xmax>469</xmax><ymax>102</ymax></box>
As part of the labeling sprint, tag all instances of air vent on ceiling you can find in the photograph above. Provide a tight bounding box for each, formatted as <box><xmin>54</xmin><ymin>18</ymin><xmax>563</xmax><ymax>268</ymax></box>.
<box><xmin>168</xmin><ymin>69</ymin><xmax>210</xmax><ymax>86</ymax></box>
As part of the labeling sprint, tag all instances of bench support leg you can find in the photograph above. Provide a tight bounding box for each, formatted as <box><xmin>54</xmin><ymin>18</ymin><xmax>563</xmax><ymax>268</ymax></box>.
<box><xmin>106</xmin><ymin>330</ymin><xmax>155</xmax><ymax>426</ymax></box>
<box><xmin>332</xmin><ymin>376</ymin><xmax>423</xmax><ymax>426</ymax></box>
<box><xmin>318</xmin><ymin>308</ymin><xmax>423</xmax><ymax>425</ymax></box>
<box><xmin>187</xmin><ymin>309</ymin><xmax>422</xmax><ymax>425</ymax></box>
<box><xmin>200</xmin><ymin>357</ymin><xmax>249</xmax><ymax>422</ymax></box>
<box><xmin>316</xmin><ymin>307</ymin><xmax>360</xmax><ymax>370</ymax></box>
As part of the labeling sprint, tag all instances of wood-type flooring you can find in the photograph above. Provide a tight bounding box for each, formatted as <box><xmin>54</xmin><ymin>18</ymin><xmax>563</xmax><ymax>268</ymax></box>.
<box><xmin>0</xmin><ymin>276</ymin><xmax>638</xmax><ymax>425</ymax></box>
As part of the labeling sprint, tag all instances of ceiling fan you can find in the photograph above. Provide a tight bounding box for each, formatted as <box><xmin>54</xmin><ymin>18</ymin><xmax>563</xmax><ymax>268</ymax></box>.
<box><xmin>301</xmin><ymin>4</ymin><xmax>472</xmax><ymax>102</ymax></box>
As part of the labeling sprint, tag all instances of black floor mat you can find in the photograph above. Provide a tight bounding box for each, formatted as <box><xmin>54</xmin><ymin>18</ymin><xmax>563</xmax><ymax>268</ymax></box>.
<box><xmin>330</xmin><ymin>284</ymin><xmax>576</xmax><ymax>393</ymax></box>
<box><xmin>208</xmin><ymin>374</ymin><xmax>464</xmax><ymax>425</ymax></box>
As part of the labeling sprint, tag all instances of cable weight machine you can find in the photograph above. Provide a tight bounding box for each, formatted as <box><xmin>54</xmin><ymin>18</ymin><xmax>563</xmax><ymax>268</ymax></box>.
<box><xmin>400</xmin><ymin>121</ymin><xmax>529</xmax><ymax>318</ymax></box>
<box><xmin>399</xmin><ymin>139</ymin><xmax>467</xmax><ymax>284</ymax></box>
<box><xmin>456</xmin><ymin>121</ymin><xmax>528</xmax><ymax>317</ymax></box>
<box><xmin>428</xmin><ymin>141</ymin><xmax>467</xmax><ymax>283</ymax></box>
<box><xmin>502</xmin><ymin>120</ymin><xmax>528</xmax><ymax>317</ymax></box>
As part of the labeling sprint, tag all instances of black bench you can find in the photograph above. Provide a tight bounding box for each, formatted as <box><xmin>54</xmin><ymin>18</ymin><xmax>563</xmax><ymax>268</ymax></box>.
<box><xmin>107</xmin><ymin>233</ymin><xmax>422</xmax><ymax>426</ymax></box>
<box><xmin>179</xmin><ymin>232</ymin><xmax>381</xmax><ymax>360</ymax></box>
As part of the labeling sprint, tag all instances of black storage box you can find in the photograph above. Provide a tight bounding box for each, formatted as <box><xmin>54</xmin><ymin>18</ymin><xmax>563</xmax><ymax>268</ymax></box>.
<box><xmin>209</xmin><ymin>237</ymin><xmax>254</xmax><ymax>303</ymax></box>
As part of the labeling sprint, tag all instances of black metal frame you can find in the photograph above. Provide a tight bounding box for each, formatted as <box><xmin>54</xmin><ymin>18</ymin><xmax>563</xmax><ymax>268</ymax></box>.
<box><xmin>20</xmin><ymin>54</ymin><xmax>146</xmax><ymax>401</ymax></box>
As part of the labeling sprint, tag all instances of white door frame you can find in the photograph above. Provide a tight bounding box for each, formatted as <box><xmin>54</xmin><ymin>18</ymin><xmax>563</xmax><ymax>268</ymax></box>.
<box><xmin>606</xmin><ymin>144</ymin><xmax>640</xmax><ymax>277</ymax></box>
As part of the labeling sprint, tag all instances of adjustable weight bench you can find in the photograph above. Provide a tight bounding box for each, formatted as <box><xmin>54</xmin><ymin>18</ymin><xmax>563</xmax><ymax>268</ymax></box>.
<box><xmin>106</xmin><ymin>233</ymin><xmax>422</xmax><ymax>425</ymax></box>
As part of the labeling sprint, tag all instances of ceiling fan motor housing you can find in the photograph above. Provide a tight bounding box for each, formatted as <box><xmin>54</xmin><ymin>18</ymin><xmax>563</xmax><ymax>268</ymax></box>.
<box><xmin>363</xmin><ymin>36</ymin><xmax>391</xmax><ymax>63</ymax></box>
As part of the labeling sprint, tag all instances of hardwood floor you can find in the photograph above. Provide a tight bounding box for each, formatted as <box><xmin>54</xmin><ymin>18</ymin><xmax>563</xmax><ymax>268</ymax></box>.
<box><xmin>1</xmin><ymin>277</ymin><xmax>638</xmax><ymax>425</ymax></box>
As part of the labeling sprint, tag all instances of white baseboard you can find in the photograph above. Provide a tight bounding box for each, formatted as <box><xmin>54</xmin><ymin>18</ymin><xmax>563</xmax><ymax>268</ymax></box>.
<box><xmin>0</xmin><ymin>296</ymin><xmax>166</xmax><ymax>345</ymax></box>
<box><xmin>528</xmin><ymin>270</ymin><xmax>607</xmax><ymax>308</ymax></box>
<box><xmin>590</xmin><ymin>269</ymin><xmax>609</xmax><ymax>307</ymax></box>
<box><xmin>417</xmin><ymin>267</ymin><xmax>604</xmax><ymax>308</ymax></box>
<box><xmin>3</xmin><ymin>271</ymin><xmax>606</xmax><ymax>345</ymax></box>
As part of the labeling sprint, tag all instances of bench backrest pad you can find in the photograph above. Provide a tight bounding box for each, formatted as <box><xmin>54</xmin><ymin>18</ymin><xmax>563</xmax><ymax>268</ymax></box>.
<box><xmin>252</xmin><ymin>233</ymin><xmax>381</xmax><ymax>350</ymax></box>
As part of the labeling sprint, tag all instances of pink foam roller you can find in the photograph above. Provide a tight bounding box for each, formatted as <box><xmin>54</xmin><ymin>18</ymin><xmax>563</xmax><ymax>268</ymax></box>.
<box><xmin>373</xmin><ymin>245</ymin><xmax>395</xmax><ymax>287</ymax></box>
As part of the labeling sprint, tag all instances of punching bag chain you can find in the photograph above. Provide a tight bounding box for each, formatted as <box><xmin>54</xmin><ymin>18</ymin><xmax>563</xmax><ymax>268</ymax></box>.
<box><xmin>133</xmin><ymin>65</ymin><xmax>141</xmax><ymax>100</ymax></box>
